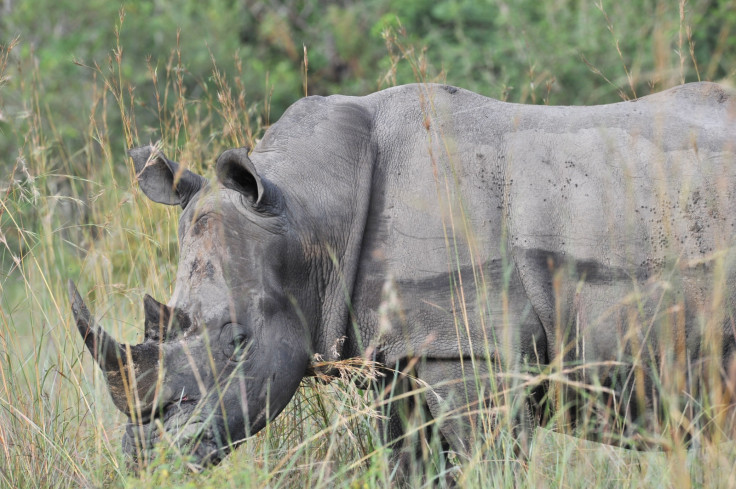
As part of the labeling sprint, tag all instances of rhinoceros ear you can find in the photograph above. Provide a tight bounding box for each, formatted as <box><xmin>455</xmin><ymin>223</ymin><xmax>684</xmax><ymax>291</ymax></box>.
<box><xmin>129</xmin><ymin>145</ymin><xmax>206</xmax><ymax>209</ymax></box>
<box><xmin>215</xmin><ymin>147</ymin><xmax>265</xmax><ymax>205</ymax></box>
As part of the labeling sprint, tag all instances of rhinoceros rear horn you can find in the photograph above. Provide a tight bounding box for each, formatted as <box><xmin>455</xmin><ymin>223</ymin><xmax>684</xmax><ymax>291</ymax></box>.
<box><xmin>129</xmin><ymin>145</ymin><xmax>206</xmax><ymax>209</ymax></box>
<box><xmin>143</xmin><ymin>294</ymin><xmax>172</xmax><ymax>341</ymax></box>
<box><xmin>68</xmin><ymin>280</ymin><xmax>125</xmax><ymax>371</ymax></box>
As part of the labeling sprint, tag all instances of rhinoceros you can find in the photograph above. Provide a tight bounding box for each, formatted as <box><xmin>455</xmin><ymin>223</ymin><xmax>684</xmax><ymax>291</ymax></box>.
<box><xmin>70</xmin><ymin>81</ymin><xmax>736</xmax><ymax>468</ymax></box>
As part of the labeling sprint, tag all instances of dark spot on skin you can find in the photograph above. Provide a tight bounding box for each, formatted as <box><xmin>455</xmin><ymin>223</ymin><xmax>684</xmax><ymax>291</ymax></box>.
<box><xmin>692</xmin><ymin>190</ymin><xmax>701</xmax><ymax>205</ymax></box>
<box><xmin>174</xmin><ymin>310</ymin><xmax>192</xmax><ymax>332</ymax></box>
<box><xmin>442</xmin><ymin>85</ymin><xmax>458</xmax><ymax>94</ymax></box>
<box><xmin>188</xmin><ymin>257</ymin><xmax>216</xmax><ymax>281</ymax></box>
<box><xmin>192</xmin><ymin>215</ymin><xmax>210</xmax><ymax>236</ymax></box>
<box><xmin>190</xmin><ymin>257</ymin><xmax>201</xmax><ymax>280</ymax></box>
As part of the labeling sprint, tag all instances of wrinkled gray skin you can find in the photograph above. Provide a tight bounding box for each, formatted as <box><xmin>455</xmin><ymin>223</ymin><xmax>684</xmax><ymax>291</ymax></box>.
<box><xmin>71</xmin><ymin>82</ymin><xmax>736</xmax><ymax>467</ymax></box>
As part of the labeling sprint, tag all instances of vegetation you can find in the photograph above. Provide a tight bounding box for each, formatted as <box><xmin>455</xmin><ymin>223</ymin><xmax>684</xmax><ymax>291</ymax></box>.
<box><xmin>1</xmin><ymin>0</ymin><xmax>736</xmax><ymax>487</ymax></box>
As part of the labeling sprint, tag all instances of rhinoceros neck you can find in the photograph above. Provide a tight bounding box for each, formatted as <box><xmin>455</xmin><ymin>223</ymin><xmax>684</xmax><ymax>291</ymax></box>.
<box><xmin>253</xmin><ymin>95</ymin><xmax>378</xmax><ymax>361</ymax></box>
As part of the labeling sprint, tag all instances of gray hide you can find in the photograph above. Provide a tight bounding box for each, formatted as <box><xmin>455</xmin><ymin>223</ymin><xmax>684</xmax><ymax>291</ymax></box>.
<box><xmin>71</xmin><ymin>82</ymin><xmax>736</xmax><ymax>468</ymax></box>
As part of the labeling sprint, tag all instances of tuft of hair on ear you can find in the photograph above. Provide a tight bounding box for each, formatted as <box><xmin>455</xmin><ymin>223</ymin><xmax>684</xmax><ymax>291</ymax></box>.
<box><xmin>164</xmin><ymin>157</ymin><xmax>207</xmax><ymax>209</ymax></box>
<box><xmin>128</xmin><ymin>144</ymin><xmax>206</xmax><ymax>208</ymax></box>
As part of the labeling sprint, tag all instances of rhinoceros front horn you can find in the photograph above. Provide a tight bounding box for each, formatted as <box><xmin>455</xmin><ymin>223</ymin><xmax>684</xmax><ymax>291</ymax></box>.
<box><xmin>68</xmin><ymin>280</ymin><xmax>125</xmax><ymax>371</ymax></box>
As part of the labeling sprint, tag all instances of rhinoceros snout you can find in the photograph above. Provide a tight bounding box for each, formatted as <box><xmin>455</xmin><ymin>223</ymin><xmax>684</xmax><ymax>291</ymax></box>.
<box><xmin>123</xmin><ymin>399</ymin><xmax>228</xmax><ymax>468</ymax></box>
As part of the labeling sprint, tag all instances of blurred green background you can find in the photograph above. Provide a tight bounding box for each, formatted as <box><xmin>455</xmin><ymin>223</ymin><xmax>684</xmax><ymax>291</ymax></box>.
<box><xmin>2</xmin><ymin>0</ymin><xmax>732</xmax><ymax>152</ymax></box>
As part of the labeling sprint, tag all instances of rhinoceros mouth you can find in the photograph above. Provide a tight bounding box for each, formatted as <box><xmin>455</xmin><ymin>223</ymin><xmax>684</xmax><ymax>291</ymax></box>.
<box><xmin>124</xmin><ymin>397</ymin><xmax>230</xmax><ymax>466</ymax></box>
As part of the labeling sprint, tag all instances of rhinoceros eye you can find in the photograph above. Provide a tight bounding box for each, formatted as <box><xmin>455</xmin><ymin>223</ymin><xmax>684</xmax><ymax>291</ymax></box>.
<box><xmin>220</xmin><ymin>323</ymin><xmax>250</xmax><ymax>362</ymax></box>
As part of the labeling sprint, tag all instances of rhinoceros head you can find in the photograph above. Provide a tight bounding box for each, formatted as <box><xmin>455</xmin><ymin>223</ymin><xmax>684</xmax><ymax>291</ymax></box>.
<box><xmin>70</xmin><ymin>145</ymin><xmax>312</xmax><ymax>466</ymax></box>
